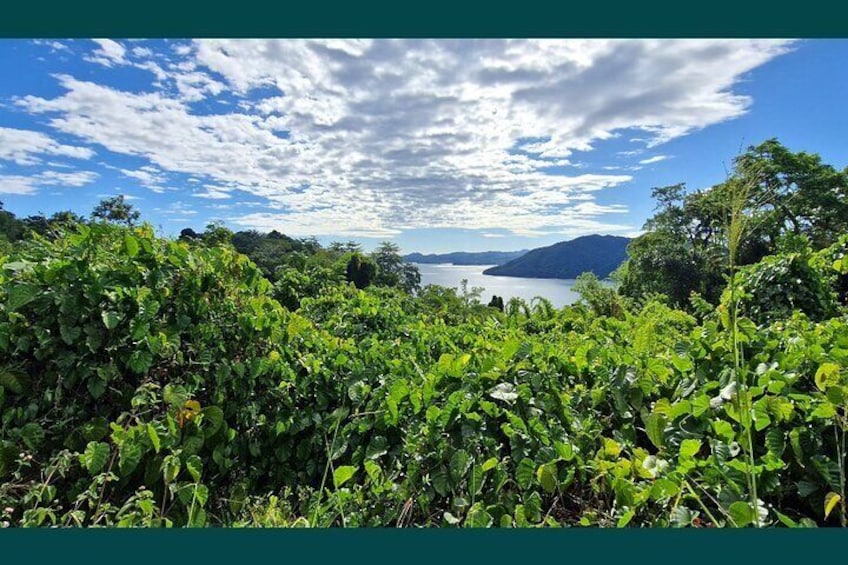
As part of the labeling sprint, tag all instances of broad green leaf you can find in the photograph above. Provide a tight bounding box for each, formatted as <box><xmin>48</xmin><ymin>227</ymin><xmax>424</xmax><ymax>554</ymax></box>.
<box><xmin>333</xmin><ymin>465</ymin><xmax>356</xmax><ymax>488</ymax></box>
<box><xmin>146</xmin><ymin>423</ymin><xmax>161</xmax><ymax>453</ymax></box>
<box><xmin>481</xmin><ymin>457</ymin><xmax>499</xmax><ymax>472</ymax></box>
<box><xmin>101</xmin><ymin>311</ymin><xmax>121</xmax><ymax>330</ymax></box>
<box><xmin>537</xmin><ymin>463</ymin><xmax>557</xmax><ymax>493</ymax></box>
<box><xmin>824</xmin><ymin>492</ymin><xmax>842</xmax><ymax>520</ymax></box>
<box><xmin>124</xmin><ymin>235</ymin><xmax>140</xmax><ymax>258</ymax></box>
<box><xmin>119</xmin><ymin>441</ymin><xmax>143</xmax><ymax>476</ymax></box>
<box><xmin>186</xmin><ymin>455</ymin><xmax>203</xmax><ymax>482</ymax></box>
<box><xmin>515</xmin><ymin>458</ymin><xmax>535</xmax><ymax>490</ymax></box>
<box><xmin>449</xmin><ymin>449</ymin><xmax>471</xmax><ymax>483</ymax></box>
<box><xmin>6</xmin><ymin>283</ymin><xmax>39</xmax><ymax>311</ymax></box>
<box><xmin>82</xmin><ymin>417</ymin><xmax>109</xmax><ymax>441</ymax></box>
<box><xmin>366</xmin><ymin>436</ymin><xmax>389</xmax><ymax>460</ymax></box>
<box><xmin>465</xmin><ymin>504</ymin><xmax>494</xmax><ymax>528</ymax></box>
<box><xmin>728</xmin><ymin>501</ymin><xmax>755</xmax><ymax>527</ymax></box>
<box><xmin>81</xmin><ymin>441</ymin><xmax>110</xmax><ymax>475</ymax></box>
<box><xmin>523</xmin><ymin>491</ymin><xmax>542</xmax><ymax>523</ymax></box>
<box><xmin>489</xmin><ymin>382</ymin><xmax>518</xmax><ymax>403</ymax></box>
<box><xmin>644</xmin><ymin>413</ymin><xmax>667</xmax><ymax>449</ymax></box>
<box><xmin>201</xmin><ymin>406</ymin><xmax>224</xmax><ymax>438</ymax></box>
<box><xmin>815</xmin><ymin>363</ymin><xmax>841</xmax><ymax>392</ymax></box>
<box><xmin>0</xmin><ymin>367</ymin><xmax>29</xmax><ymax>395</ymax></box>
<box><xmin>20</xmin><ymin>423</ymin><xmax>44</xmax><ymax>450</ymax></box>
<box><xmin>617</xmin><ymin>508</ymin><xmax>635</xmax><ymax>527</ymax></box>
<box><xmin>811</xmin><ymin>401</ymin><xmax>837</xmax><ymax>419</ymax></box>
<box><xmin>432</xmin><ymin>469</ymin><xmax>450</xmax><ymax>496</ymax></box>
<box><xmin>193</xmin><ymin>484</ymin><xmax>209</xmax><ymax>507</ymax></box>
<box><xmin>679</xmin><ymin>439</ymin><xmax>701</xmax><ymax>459</ymax></box>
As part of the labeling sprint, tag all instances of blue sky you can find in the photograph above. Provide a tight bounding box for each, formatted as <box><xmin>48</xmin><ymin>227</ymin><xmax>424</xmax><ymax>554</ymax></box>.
<box><xmin>0</xmin><ymin>39</ymin><xmax>845</xmax><ymax>253</ymax></box>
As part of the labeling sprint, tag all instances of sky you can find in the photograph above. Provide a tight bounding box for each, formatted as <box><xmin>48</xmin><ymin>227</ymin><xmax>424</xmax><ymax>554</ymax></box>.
<box><xmin>0</xmin><ymin>39</ymin><xmax>846</xmax><ymax>254</ymax></box>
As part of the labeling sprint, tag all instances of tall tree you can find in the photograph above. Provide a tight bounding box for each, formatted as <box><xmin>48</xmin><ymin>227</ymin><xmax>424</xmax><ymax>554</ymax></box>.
<box><xmin>91</xmin><ymin>195</ymin><xmax>140</xmax><ymax>226</ymax></box>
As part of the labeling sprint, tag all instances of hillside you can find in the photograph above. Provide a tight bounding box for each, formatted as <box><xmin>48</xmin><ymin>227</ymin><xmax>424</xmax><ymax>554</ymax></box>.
<box><xmin>404</xmin><ymin>249</ymin><xmax>527</xmax><ymax>265</ymax></box>
<box><xmin>483</xmin><ymin>234</ymin><xmax>630</xmax><ymax>279</ymax></box>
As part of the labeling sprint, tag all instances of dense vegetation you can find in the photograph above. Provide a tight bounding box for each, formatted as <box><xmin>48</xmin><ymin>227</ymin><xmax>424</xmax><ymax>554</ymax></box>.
<box><xmin>483</xmin><ymin>235</ymin><xmax>631</xmax><ymax>279</ymax></box>
<box><xmin>1</xmin><ymin>139</ymin><xmax>847</xmax><ymax>528</ymax></box>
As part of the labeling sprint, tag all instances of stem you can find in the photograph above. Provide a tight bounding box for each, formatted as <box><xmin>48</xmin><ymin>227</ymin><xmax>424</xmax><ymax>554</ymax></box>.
<box><xmin>683</xmin><ymin>478</ymin><xmax>723</xmax><ymax>527</ymax></box>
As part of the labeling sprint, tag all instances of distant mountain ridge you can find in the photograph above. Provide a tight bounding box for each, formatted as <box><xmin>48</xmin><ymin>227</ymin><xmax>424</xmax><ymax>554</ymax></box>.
<box><xmin>482</xmin><ymin>235</ymin><xmax>631</xmax><ymax>279</ymax></box>
<box><xmin>404</xmin><ymin>249</ymin><xmax>528</xmax><ymax>266</ymax></box>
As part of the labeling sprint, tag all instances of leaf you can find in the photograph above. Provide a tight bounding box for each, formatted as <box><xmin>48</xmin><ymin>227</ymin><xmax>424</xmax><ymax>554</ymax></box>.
<box><xmin>815</xmin><ymin>363</ymin><xmax>841</xmax><ymax>392</ymax></box>
<box><xmin>333</xmin><ymin>465</ymin><xmax>356</xmax><ymax>488</ymax></box>
<box><xmin>617</xmin><ymin>508</ymin><xmax>635</xmax><ymax>528</ymax></box>
<box><xmin>537</xmin><ymin>463</ymin><xmax>557</xmax><ymax>493</ymax></box>
<box><xmin>193</xmin><ymin>484</ymin><xmax>209</xmax><ymax>508</ymax></box>
<box><xmin>432</xmin><ymin>469</ymin><xmax>450</xmax><ymax>496</ymax></box>
<box><xmin>449</xmin><ymin>449</ymin><xmax>471</xmax><ymax>483</ymax></box>
<box><xmin>728</xmin><ymin>501</ymin><xmax>755</xmax><ymax>527</ymax></box>
<box><xmin>201</xmin><ymin>406</ymin><xmax>224</xmax><ymax>438</ymax></box>
<box><xmin>824</xmin><ymin>492</ymin><xmax>842</xmax><ymax>520</ymax></box>
<box><xmin>465</xmin><ymin>504</ymin><xmax>494</xmax><ymax>528</ymax></box>
<box><xmin>489</xmin><ymin>382</ymin><xmax>518</xmax><ymax>403</ymax></box>
<box><xmin>186</xmin><ymin>455</ymin><xmax>202</xmax><ymax>482</ymax></box>
<box><xmin>644</xmin><ymin>412</ymin><xmax>667</xmax><ymax>449</ymax></box>
<box><xmin>101</xmin><ymin>311</ymin><xmax>121</xmax><ymax>330</ymax></box>
<box><xmin>481</xmin><ymin>457</ymin><xmax>499</xmax><ymax>472</ymax></box>
<box><xmin>20</xmin><ymin>423</ymin><xmax>44</xmax><ymax>450</ymax></box>
<box><xmin>146</xmin><ymin>423</ymin><xmax>161</xmax><ymax>453</ymax></box>
<box><xmin>765</xmin><ymin>428</ymin><xmax>785</xmax><ymax>457</ymax></box>
<box><xmin>81</xmin><ymin>441</ymin><xmax>110</xmax><ymax>475</ymax></box>
<box><xmin>0</xmin><ymin>367</ymin><xmax>28</xmax><ymax>395</ymax></box>
<box><xmin>6</xmin><ymin>283</ymin><xmax>39</xmax><ymax>311</ymax></box>
<box><xmin>679</xmin><ymin>439</ymin><xmax>701</xmax><ymax>459</ymax></box>
<box><xmin>365</xmin><ymin>436</ymin><xmax>389</xmax><ymax>460</ymax></box>
<box><xmin>119</xmin><ymin>441</ymin><xmax>143</xmax><ymax>476</ymax></box>
<box><xmin>82</xmin><ymin>417</ymin><xmax>109</xmax><ymax>441</ymax></box>
<box><xmin>124</xmin><ymin>235</ymin><xmax>140</xmax><ymax>258</ymax></box>
<box><xmin>515</xmin><ymin>458</ymin><xmax>536</xmax><ymax>490</ymax></box>
<box><xmin>669</xmin><ymin>506</ymin><xmax>697</xmax><ymax>528</ymax></box>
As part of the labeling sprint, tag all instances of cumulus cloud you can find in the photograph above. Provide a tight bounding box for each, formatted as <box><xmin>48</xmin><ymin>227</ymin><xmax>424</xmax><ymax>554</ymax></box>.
<box><xmin>0</xmin><ymin>127</ymin><xmax>95</xmax><ymax>165</ymax></box>
<box><xmin>0</xmin><ymin>169</ymin><xmax>98</xmax><ymax>195</ymax></box>
<box><xmin>14</xmin><ymin>39</ymin><xmax>793</xmax><ymax>237</ymax></box>
<box><xmin>86</xmin><ymin>39</ymin><xmax>128</xmax><ymax>67</ymax></box>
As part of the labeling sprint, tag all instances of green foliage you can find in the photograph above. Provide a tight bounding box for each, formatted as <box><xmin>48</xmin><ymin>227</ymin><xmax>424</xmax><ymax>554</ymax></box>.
<box><xmin>1</xmin><ymin>156</ymin><xmax>848</xmax><ymax>527</ymax></box>
<box><xmin>729</xmin><ymin>247</ymin><xmax>838</xmax><ymax>325</ymax></box>
<box><xmin>91</xmin><ymin>195</ymin><xmax>140</xmax><ymax>226</ymax></box>
<box><xmin>345</xmin><ymin>252</ymin><xmax>377</xmax><ymax>289</ymax></box>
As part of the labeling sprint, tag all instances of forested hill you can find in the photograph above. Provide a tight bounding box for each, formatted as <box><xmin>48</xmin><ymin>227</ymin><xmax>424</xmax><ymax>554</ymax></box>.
<box><xmin>483</xmin><ymin>234</ymin><xmax>630</xmax><ymax>279</ymax></box>
<box><xmin>403</xmin><ymin>249</ymin><xmax>527</xmax><ymax>265</ymax></box>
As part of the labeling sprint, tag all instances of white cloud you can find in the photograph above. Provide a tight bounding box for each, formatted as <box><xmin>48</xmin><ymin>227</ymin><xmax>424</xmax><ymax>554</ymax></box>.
<box><xmin>638</xmin><ymin>154</ymin><xmax>670</xmax><ymax>165</ymax></box>
<box><xmin>15</xmin><ymin>39</ymin><xmax>793</xmax><ymax>237</ymax></box>
<box><xmin>0</xmin><ymin>169</ymin><xmax>98</xmax><ymax>195</ymax></box>
<box><xmin>0</xmin><ymin>127</ymin><xmax>95</xmax><ymax>165</ymax></box>
<box><xmin>86</xmin><ymin>39</ymin><xmax>128</xmax><ymax>67</ymax></box>
<box><xmin>192</xmin><ymin>187</ymin><xmax>232</xmax><ymax>200</ymax></box>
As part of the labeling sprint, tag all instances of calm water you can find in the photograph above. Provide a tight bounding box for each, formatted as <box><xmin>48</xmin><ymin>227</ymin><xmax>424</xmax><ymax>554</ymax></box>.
<box><xmin>414</xmin><ymin>263</ymin><xmax>582</xmax><ymax>308</ymax></box>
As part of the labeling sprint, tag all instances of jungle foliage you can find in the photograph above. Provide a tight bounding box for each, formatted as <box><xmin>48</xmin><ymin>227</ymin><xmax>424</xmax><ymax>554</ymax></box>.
<box><xmin>0</xmin><ymin>139</ymin><xmax>847</xmax><ymax>528</ymax></box>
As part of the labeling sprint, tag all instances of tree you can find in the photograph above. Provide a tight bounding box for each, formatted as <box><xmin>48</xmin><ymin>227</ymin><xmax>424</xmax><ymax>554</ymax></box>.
<box><xmin>201</xmin><ymin>221</ymin><xmax>233</xmax><ymax>247</ymax></box>
<box><xmin>371</xmin><ymin>241</ymin><xmax>421</xmax><ymax>294</ymax></box>
<box><xmin>0</xmin><ymin>201</ymin><xmax>24</xmax><ymax>243</ymax></box>
<box><xmin>91</xmin><ymin>195</ymin><xmax>140</xmax><ymax>226</ymax></box>
<box><xmin>179</xmin><ymin>228</ymin><xmax>199</xmax><ymax>241</ymax></box>
<box><xmin>345</xmin><ymin>252</ymin><xmax>377</xmax><ymax>289</ymax></box>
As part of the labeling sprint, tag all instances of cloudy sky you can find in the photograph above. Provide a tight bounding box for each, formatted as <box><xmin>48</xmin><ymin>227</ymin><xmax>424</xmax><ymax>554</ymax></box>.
<box><xmin>1</xmin><ymin>39</ymin><xmax>846</xmax><ymax>253</ymax></box>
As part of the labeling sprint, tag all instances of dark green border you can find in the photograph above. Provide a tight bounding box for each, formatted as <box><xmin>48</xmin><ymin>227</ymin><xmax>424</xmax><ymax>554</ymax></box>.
<box><xmin>3</xmin><ymin>529</ymin><xmax>848</xmax><ymax>563</ymax></box>
<box><xmin>2</xmin><ymin>0</ymin><xmax>848</xmax><ymax>37</ymax></box>
<box><xmin>3</xmin><ymin>0</ymin><xmax>848</xmax><ymax>561</ymax></box>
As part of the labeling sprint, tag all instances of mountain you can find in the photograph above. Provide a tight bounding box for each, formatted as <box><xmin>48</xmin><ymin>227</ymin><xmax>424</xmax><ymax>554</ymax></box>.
<box><xmin>404</xmin><ymin>249</ymin><xmax>528</xmax><ymax>266</ymax></box>
<box><xmin>482</xmin><ymin>235</ymin><xmax>631</xmax><ymax>279</ymax></box>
